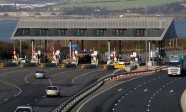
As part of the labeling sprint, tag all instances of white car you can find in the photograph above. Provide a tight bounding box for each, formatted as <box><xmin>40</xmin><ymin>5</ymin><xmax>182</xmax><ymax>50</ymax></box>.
<box><xmin>118</xmin><ymin>59</ymin><xmax>125</xmax><ymax>65</ymax></box>
<box><xmin>46</xmin><ymin>86</ymin><xmax>60</xmax><ymax>97</ymax></box>
<box><xmin>15</xmin><ymin>106</ymin><xmax>34</xmax><ymax>112</ymax></box>
<box><xmin>35</xmin><ymin>70</ymin><xmax>46</xmax><ymax>79</ymax></box>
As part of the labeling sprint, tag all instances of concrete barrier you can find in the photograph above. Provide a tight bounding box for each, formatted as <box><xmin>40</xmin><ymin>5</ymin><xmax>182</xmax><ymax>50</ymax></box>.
<box><xmin>0</xmin><ymin>62</ymin><xmax>17</xmax><ymax>67</ymax></box>
<box><xmin>114</xmin><ymin>64</ymin><xmax>125</xmax><ymax>69</ymax></box>
<box><xmin>81</xmin><ymin>64</ymin><xmax>97</xmax><ymax>69</ymax></box>
<box><xmin>39</xmin><ymin>63</ymin><xmax>57</xmax><ymax>68</ymax></box>
<box><xmin>103</xmin><ymin>65</ymin><xmax>114</xmax><ymax>70</ymax></box>
<box><xmin>19</xmin><ymin>63</ymin><xmax>37</xmax><ymax>68</ymax></box>
<box><xmin>125</xmin><ymin>66</ymin><xmax>132</xmax><ymax>72</ymax></box>
<box><xmin>60</xmin><ymin>64</ymin><xmax>77</xmax><ymax>69</ymax></box>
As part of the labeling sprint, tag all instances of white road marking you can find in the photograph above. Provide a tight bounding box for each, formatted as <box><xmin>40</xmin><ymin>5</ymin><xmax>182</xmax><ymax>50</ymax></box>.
<box><xmin>146</xmin><ymin>78</ymin><xmax>181</xmax><ymax>112</ymax></box>
<box><xmin>0</xmin><ymin>68</ymin><xmax>41</xmax><ymax>103</ymax></box>
<box><xmin>118</xmin><ymin>89</ymin><xmax>122</xmax><ymax>91</ymax></box>
<box><xmin>4</xmin><ymin>99</ymin><xmax>8</xmax><ymax>101</ymax></box>
<box><xmin>0</xmin><ymin>79</ymin><xmax>22</xmax><ymax>98</ymax></box>
<box><xmin>76</xmin><ymin>75</ymin><xmax>148</xmax><ymax>112</ymax></box>
<box><xmin>24</xmin><ymin>73</ymin><xmax>34</xmax><ymax>84</ymax></box>
<box><xmin>48</xmin><ymin>69</ymin><xmax>81</xmax><ymax>85</ymax></box>
<box><xmin>72</xmin><ymin>70</ymin><xmax>102</xmax><ymax>84</ymax></box>
<box><xmin>144</xmin><ymin>89</ymin><xmax>148</xmax><ymax>92</ymax></box>
<box><xmin>49</xmin><ymin>78</ymin><xmax>53</xmax><ymax>86</ymax></box>
<box><xmin>170</xmin><ymin>90</ymin><xmax>173</xmax><ymax>93</ymax></box>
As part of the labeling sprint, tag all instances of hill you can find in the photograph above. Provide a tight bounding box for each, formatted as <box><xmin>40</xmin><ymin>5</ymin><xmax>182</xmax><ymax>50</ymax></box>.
<box><xmin>56</xmin><ymin>0</ymin><xmax>185</xmax><ymax>10</ymax></box>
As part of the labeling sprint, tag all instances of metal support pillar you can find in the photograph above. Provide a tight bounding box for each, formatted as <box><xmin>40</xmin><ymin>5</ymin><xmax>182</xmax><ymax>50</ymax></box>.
<box><xmin>69</xmin><ymin>40</ymin><xmax>72</xmax><ymax>57</ymax></box>
<box><xmin>31</xmin><ymin>40</ymin><xmax>34</xmax><ymax>60</ymax></box>
<box><xmin>45</xmin><ymin>40</ymin><xmax>47</xmax><ymax>62</ymax></box>
<box><xmin>148</xmin><ymin>41</ymin><xmax>151</xmax><ymax>62</ymax></box>
<box><xmin>158</xmin><ymin>41</ymin><xmax>161</xmax><ymax>66</ymax></box>
<box><xmin>20</xmin><ymin>39</ymin><xmax>22</xmax><ymax>58</ymax></box>
<box><xmin>119</xmin><ymin>40</ymin><xmax>121</xmax><ymax>57</ymax></box>
<box><xmin>160</xmin><ymin>41</ymin><xmax>163</xmax><ymax>66</ymax></box>
<box><xmin>173</xmin><ymin>38</ymin><xmax>174</xmax><ymax>48</ymax></box>
<box><xmin>81</xmin><ymin>40</ymin><xmax>84</xmax><ymax>51</ymax></box>
<box><xmin>108</xmin><ymin>40</ymin><xmax>111</xmax><ymax>60</ymax></box>
<box><xmin>152</xmin><ymin>41</ymin><xmax>156</xmax><ymax>66</ymax></box>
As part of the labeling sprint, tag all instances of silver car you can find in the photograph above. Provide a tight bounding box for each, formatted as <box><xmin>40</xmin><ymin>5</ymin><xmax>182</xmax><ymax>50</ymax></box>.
<box><xmin>35</xmin><ymin>70</ymin><xmax>46</xmax><ymax>79</ymax></box>
<box><xmin>46</xmin><ymin>86</ymin><xmax>60</xmax><ymax>97</ymax></box>
<box><xmin>15</xmin><ymin>106</ymin><xmax>34</xmax><ymax>112</ymax></box>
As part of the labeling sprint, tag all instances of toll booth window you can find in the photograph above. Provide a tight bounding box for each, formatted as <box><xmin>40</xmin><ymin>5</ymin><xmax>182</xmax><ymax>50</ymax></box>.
<box><xmin>55</xmin><ymin>29</ymin><xmax>65</xmax><ymax>36</ymax></box>
<box><xmin>36</xmin><ymin>29</ymin><xmax>46</xmax><ymax>35</ymax></box>
<box><xmin>76</xmin><ymin>29</ymin><xmax>84</xmax><ymax>36</ymax></box>
<box><xmin>95</xmin><ymin>29</ymin><xmax>104</xmax><ymax>36</ymax></box>
<box><xmin>113</xmin><ymin>29</ymin><xmax>125</xmax><ymax>36</ymax></box>
<box><xmin>135</xmin><ymin>29</ymin><xmax>145</xmax><ymax>36</ymax></box>
<box><xmin>15</xmin><ymin>29</ymin><xmax>30</xmax><ymax>36</ymax></box>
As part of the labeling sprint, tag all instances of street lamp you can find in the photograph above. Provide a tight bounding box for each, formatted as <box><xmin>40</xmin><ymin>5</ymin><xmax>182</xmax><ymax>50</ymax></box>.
<box><xmin>145</xmin><ymin>0</ymin><xmax>148</xmax><ymax>71</ymax></box>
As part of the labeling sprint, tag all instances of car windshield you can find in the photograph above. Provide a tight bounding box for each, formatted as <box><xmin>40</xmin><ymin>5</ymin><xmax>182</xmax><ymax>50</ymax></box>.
<box><xmin>168</xmin><ymin>62</ymin><xmax>180</xmax><ymax>67</ymax></box>
<box><xmin>16</xmin><ymin>108</ymin><xmax>31</xmax><ymax>112</ymax></box>
<box><xmin>47</xmin><ymin>87</ymin><xmax>58</xmax><ymax>90</ymax></box>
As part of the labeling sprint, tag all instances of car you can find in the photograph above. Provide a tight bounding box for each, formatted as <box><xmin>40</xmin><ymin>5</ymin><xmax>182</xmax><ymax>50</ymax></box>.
<box><xmin>35</xmin><ymin>70</ymin><xmax>46</xmax><ymax>79</ymax></box>
<box><xmin>118</xmin><ymin>59</ymin><xmax>125</xmax><ymax>65</ymax></box>
<box><xmin>118</xmin><ymin>59</ymin><xmax>130</xmax><ymax>65</ymax></box>
<box><xmin>46</xmin><ymin>86</ymin><xmax>60</xmax><ymax>97</ymax></box>
<box><xmin>15</xmin><ymin>106</ymin><xmax>34</xmax><ymax>112</ymax></box>
<box><xmin>19</xmin><ymin>58</ymin><xmax>29</xmax><ymax>63</ymax></box>
<box><xmin>139</xmin><ymin>59</ymin><xmax>145</xmax><ymax>66</ymax></box>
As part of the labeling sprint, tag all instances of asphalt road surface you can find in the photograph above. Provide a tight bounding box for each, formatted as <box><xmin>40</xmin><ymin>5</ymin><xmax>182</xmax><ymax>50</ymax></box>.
<box><xmin>72</xmin><ymin>71</ymin><xmax>186</xmax><ymax>112</ymax></box>
<box><xmin>0</xmin><ymin>66</ymin><xmax>114</xmax><ymax>112</ymax></box>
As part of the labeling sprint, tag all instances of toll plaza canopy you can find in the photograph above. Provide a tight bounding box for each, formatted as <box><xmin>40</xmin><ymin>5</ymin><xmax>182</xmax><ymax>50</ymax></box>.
<box><xmin>10</xmin><ymin>17</ymin><xmax>176</xmax><ymax>41</ymax></box>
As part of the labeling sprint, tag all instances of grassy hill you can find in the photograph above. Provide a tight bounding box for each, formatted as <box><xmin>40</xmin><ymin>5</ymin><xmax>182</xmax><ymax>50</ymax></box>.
<box><xmin>56</xmin><ymin>0</ymin><xmax>184</xmax><ymax>10</ymax></box>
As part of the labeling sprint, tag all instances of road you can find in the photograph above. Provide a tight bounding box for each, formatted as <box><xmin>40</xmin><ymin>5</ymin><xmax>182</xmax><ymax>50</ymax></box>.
<box><xmin>72</xmin><ymin>71</ymin><xmax>186</xmax><ymax>112</ymax></box>
<box><xmin>0</xmin><ymin>66</ymin><xmax>114</xmax><ymax>112</ymax></box>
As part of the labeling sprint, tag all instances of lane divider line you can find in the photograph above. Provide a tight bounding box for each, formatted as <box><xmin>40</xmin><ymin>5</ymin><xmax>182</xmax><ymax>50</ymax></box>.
<box><xmin>72</xmin><ymin>70</ymin><xmax>103</xmax><ymax>84</ymax></box>
<box><xmin>24</xmin><ymin>73</ymin><xmax>34</xmax><ymax>84</ymax></box>
<box><xmin>146</xmin><ymin>77</ymin><xmax>181</xmax><ymax>112</ymax></box>
<box><xmin>77</xmin><ymin>76</ymin><xmax>145</xmax><ymax>112</ymax></box>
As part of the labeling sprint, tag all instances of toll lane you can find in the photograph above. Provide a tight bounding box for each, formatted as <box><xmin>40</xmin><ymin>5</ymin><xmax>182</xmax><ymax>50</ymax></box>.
<box><xmin>72</xmin><ymin>71</ymin><xmax>186</xmax><ymax>112</ymax></box>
